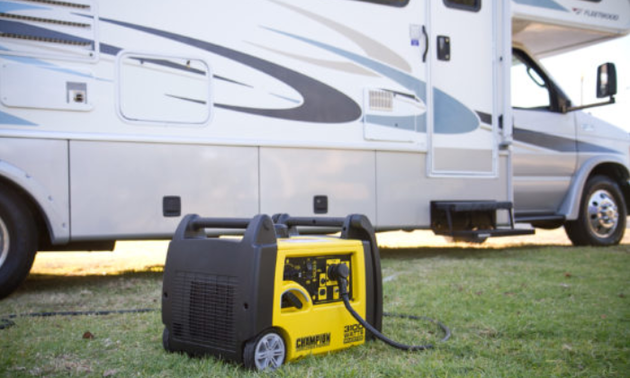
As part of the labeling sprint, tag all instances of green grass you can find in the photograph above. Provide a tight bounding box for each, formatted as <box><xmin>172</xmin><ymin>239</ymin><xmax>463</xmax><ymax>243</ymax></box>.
<box><xmin>1</xmin><ymin>244</ymin><xmax>629</xmax><ymax>377</ymax></box>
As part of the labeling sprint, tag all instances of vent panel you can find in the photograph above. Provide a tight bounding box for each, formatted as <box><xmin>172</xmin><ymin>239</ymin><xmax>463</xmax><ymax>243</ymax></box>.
<box><xmin>368</xmin><ymin>90</ymin><xmax>394</xmax><ymax>112</ymax></box>
<box><xmin>171</xmin><ymin>272</ymin><xmax>238</xmax><ymax>352</ymax></box>
<box><xmin>0</xmin><ymin>0</ymin><xmax>97</xmax><ymax>60</ymax></box>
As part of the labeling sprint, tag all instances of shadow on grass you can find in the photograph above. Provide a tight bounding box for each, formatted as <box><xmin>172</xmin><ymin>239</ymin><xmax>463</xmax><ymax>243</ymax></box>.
<box><xmin>380</xmin><ymin>244</ymin><xmax>576</xmax><ymax>260</ymax></box>
<box><xmin>16</xmin><ymin>267</ymin><xmax>164</xmax><ymax>295</ymax></box>
<box><xmin>10</xmin><ymin>244</ymin><xmax>583</xmax><ymax>297</ymax></box>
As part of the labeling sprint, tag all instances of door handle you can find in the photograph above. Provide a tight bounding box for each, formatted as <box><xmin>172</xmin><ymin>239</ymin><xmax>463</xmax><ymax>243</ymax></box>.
<box><xmin>422</xmin><ymin>25</ymin><xmax>429</xmax><ymax>63</ymax></box>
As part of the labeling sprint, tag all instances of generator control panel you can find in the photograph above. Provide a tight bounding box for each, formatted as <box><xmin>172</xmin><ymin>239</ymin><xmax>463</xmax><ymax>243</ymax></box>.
<box><xmin>282</xmin><ymin>254</ymin><xmax>352</xmax><ymax>306</ymax></box>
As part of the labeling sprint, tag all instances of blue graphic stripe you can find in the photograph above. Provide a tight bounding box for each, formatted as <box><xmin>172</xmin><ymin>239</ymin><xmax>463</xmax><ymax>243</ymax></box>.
<box><xmin>264</xmin><ymin>27</ymin><xmax>425</xmax><ymax>99</ymax></box>
<box><xmin>0</xmin><ymin>110</ymin><xmax>36</xmax><ymax>126</ymax></box>
<box><xmin>0</xmin><ymin>44</ymin><xmax>97</xmax><ymax>79</ymax></box>
<box><xmin>0</xmin><ymin>2</ymin><xmax>47</xmax><ymax>13</ymax></box>
<box><xmin>267</xmin><ymin>27</ymin><xmax>479</xmax><ymax>134</ymax></box>
<box><xmin>364</xmin><ymin>115</ymin><xmax>424</xmax><ymax>132</ymax></box>
<box><xmin>513</xmin><ymin>0</ymin><xmax>568</xmax><ymax>12</ymax></box>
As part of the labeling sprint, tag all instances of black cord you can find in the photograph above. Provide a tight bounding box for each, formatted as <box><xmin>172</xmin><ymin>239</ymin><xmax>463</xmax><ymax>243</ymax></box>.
<box><xmin>0</xmin><ymin>308</ymin><xmax>157</xmax><ymax>330</ymax></box>
<box><xmin>338</xmin><ymin>275</ymin><xmax>450</xmax><ymax>351</ymax></box>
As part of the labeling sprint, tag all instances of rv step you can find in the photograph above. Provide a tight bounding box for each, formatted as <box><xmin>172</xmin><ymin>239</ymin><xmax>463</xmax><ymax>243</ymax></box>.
<box><xmin>432</xmin><ymin>201</ymin><xmax>513</xmax><ymax>213</ymax></box>
<box><xmin>433</xmin><ymin>228</ymin><xmax>535</xmax><ymax>239</ymax></box>
<box><xmin>431</xmin><ymin>200</ymin><xmax>533</xmax><ymax>239</ymax></box>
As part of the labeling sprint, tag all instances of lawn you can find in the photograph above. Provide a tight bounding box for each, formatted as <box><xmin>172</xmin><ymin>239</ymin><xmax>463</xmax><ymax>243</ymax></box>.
<box><xmin>1</xmin><ymin>230</ymin><xmax>629</xmax><ymax>377</ymax></box>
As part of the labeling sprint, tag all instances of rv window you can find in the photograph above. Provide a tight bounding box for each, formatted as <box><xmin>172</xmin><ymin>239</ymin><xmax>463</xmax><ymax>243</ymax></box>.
<box><xmin>118</xmin><ymin>53</ymin><xmax>212</xmax><ymax>125</ymax></box>
<box><xmin>354</xmin><ymin>0</ymin><xmax>409</xmax><ymax>6</ymax></box>
<box><xmin>511</xmin><ymin>54</ymin><xmax>550</xmax><ymax>109</ymax></box>
<box><xmin>443</xmin><ymin>0</ymin><xmax>481</xmax><ymax>12</ymax></box>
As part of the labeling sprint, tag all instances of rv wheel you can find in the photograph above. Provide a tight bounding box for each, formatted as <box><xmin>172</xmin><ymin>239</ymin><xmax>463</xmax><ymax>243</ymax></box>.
<box><xmin>565</xmin><ymin>175</ymin><xmax>626</xmax><ymax>246</ymax></box>
<box><xmin>243</xmin><ymin>330</ymin><xmax>286</xmax><ymax>371</ymax></box>
<box><xmin>0</xmin><ymin>185</ymin><xmax>37</xmax><ymax>299</ymax></box>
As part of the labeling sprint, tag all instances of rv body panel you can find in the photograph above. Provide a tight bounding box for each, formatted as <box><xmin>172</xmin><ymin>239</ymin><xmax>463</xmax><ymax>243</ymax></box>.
<box><xmin>259</xmin><ymin>148</ymin><xmax>377</xmax><ymax>222</ymax></box>
<box><xmin>69</xmin><ymin>141</ymin><xmax>259</xmax><ymax>240</ymax></box>
<box><xmin>0</xmin><ymin>137</ymin><xmax>69</xmax><ymax>243</ymax></box>
<box><xmin>0</xmin><ymin>0</ymin><xmax>627</xmax><ymax>249</ymax></box>
<box><xmin>0</xmin><ymin>0</ymin><xmax>508</xmax><ymax>243</ymax></box>
<box><xmin>376</xmin><ymin>151</ymin><xmax>510</xmax><ymax>229</ymax></box>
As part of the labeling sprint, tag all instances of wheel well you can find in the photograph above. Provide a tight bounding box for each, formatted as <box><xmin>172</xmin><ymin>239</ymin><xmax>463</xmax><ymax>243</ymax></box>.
<box><xmin>0</xmin><ymin>176</ymin><xmax>52</xmax><ymax>250</ymax></box>
<box><xmin>587</xmin><ymin>163</ymin><xmax>630</xmax><ymax>213</ymax></box>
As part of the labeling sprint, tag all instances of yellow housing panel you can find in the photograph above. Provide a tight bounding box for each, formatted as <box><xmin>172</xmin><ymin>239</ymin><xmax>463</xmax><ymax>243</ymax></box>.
<box><xmin>272</xmin><ymin>237</ymin><xmax>368</xmax><ymax>362</ymax></box>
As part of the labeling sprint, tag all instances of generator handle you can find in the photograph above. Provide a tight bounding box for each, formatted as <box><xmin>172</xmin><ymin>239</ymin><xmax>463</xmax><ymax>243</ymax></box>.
<box><xmin>190</xmin><ymin>217</ymin><xmax>252</xmax><ymax>230</ymax></box>
<box><xmin>278</xmin><ymin>216</ymin><xmax>346</xmax><ymax>229</ymax></box>
<box><xmin>175</xmin><ymin>214</ymin><xmax>276</xmax><ymax>246</ymax></box>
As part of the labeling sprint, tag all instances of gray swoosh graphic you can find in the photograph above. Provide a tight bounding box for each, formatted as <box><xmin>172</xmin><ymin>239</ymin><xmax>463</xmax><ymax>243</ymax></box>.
<box><xmin>268</xmin><ymin>0</ymin><xmax>411</xmax><ymax>73</ymax></box>
<box><xmin>99</xmin><ymin>17</ymin><xmax>362</xmax><ymax>124</ymax></box>
<box><xmin>513</xmin><ymin>127</ymin><xmax>619</xmax><ymax>154</ymax></box>
<box><xmin>249</xmin><ymin>42</ymin><xmax>379</xmax><ymax>77</ymax></box>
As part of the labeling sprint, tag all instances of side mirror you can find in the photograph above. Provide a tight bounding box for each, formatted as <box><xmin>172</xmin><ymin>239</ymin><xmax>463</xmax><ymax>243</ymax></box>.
<box><xmin>597</xmin><ymin>63</ymin><xmax>617</xmax><ymax>98</ymax></box>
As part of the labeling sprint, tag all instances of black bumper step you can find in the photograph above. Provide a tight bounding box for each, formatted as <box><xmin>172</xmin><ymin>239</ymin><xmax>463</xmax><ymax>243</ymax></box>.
<box><xmin>433</xmin><ymin>201</ymin><xmax>513</xmax><ymax>212</ymax></box>
<box><xmin>433</xmin><ymin>228</ymin><xmax>535</xmax><ymax>238</ymax></box>
<box><xmin>431</xmin><ymin>200</ymin><xmax>534</xmax><ymax>239</ymax></box>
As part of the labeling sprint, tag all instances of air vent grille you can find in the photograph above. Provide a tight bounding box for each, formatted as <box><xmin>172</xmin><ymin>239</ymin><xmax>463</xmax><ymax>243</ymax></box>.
<box><xmin>369</xmin><ymin>90</ymin><xmax>394</xmax><ymax>111</ymax></box>
<box><xmin>0</xmin><ymin>0</ymin><xmax>96</xmax><ymax>60</ymax></box>
<box><xmin>172</xmin><ymin>272</ymin><xmax>238</xmax><ymax>352</ymax></box>
<box><xmin>18</xmin><ymin>0</ymin><xmax>90</xmax><ymax>10</ymax></box>
<box><xmin>0</xmin><ymin>13</ymin><xmax>91</xmax><ymax>28</ymax></box>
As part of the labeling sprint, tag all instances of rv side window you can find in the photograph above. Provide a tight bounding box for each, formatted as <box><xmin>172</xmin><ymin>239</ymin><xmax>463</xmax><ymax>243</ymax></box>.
<box><xmin>511</xmin><ymin>54</ymin><xmax>550</xmax><ymax>110</ymax></box>
<box><xmin>117</xmin><ymin>53</ymin><xmax>212</xmax><ymax>125</ymax></box>
<box><xmin>443</xmin><ymin>0</ymin><xmax>481</xmax><ymax>12</ymax></box>
<box><xmin>354</xmin><ymin>0</ymin><xmax>409</xmax><ymax>6</ymax></box>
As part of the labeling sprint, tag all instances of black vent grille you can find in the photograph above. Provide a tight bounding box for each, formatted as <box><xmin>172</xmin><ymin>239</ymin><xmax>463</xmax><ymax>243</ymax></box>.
<box><xmin>172</xmin><ymin>272</ymin><xmax>238</xmax><ymax>352</ymax></box>
<box><xmin>0</xmin><ymin>0</ymin><xmax>96</xmax><ymax>59</ymax></box>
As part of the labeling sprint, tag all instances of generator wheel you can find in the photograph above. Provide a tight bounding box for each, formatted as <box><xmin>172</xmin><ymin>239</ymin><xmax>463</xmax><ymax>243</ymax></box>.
<box><xmin>0</xmin><ymin>186</ymin><xmax>38</xmax><ymax>299</ymax></box>
<box><xmin>565</xmin><ymin>175</ymin><xmax>626</xmax><ymax>246</ymax></box>
<box><xmin>243</xmin><ymin>330</ymin><xmax>286</xmax><ymax>371</ymax></box>
<box><xmin>162</xmin><ymin>327</ymin><xmax>172</xmax><ymax>352</ymax></box>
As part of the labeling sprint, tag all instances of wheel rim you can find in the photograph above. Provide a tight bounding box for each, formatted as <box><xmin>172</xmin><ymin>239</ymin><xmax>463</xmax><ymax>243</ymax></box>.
<box><xmin>0</xmin><ymin>216</ymin><xmax>9</xmax><ymax>269</ymax></box>
<box><xmin>587</xmin><ymin>189</ymin><xmax>619</xmax><ymax>238</ymax></box>
<box><xmin>254</xmin><ymin>333</ymin><xmax>285</xmax><ymax>371</ymax></box>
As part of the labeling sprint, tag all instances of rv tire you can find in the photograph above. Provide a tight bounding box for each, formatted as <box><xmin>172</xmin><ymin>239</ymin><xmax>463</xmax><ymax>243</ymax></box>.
<box><xmin>565</xmin><ymin>175</ymin><xmax>626</xmax><ymax>246</ymax></box>
<box><xmin>0</xmin><ymin>186</ymin><xmax>38</xmax><ymax>299</ymax></box>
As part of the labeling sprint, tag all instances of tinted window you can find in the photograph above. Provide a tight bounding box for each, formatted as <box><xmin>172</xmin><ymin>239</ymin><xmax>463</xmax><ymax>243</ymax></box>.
<box><xmin>511</xmin><ymin>54</ymin><xmax>550</xmax><ymax>109</ymax></box>
<box><xmin>444</xmin><ymin>0</ymin><xmax>481</xmax><ymax>12</ymax></box>
<box><xmin>354</xmin><ymin>0</ymin><xmax>408</xmax><ymax>6</ymax></box>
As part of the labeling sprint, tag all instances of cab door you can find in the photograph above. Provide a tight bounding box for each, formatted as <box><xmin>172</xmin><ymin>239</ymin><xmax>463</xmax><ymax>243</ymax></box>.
<box><xmin>428</xmin><ymin>0</ymin><xmax>497</xmax><ymax>176</ymax></box>
<box><xmin>511</xmin><ymin>49</ymin><xmax>577</xmax><ymax>214</ymax></box>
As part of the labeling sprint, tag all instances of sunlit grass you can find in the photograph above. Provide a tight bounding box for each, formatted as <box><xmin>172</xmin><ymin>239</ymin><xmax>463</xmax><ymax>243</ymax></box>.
<box><xmin>1</xmin><ymin>228</ymin><xmax>629</xmax><ymax>377</ymax></box>
<box><xmin>31</xmin><ymin>228</ymin><xmax>626</xmax><ymax>277</ymax></box>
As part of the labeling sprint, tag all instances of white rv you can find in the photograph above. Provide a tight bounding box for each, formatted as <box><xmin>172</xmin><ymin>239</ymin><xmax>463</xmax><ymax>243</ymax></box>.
<box><xmin>0</xmin><ymin>0</ymin><xmax>628</xmax><ymax>297</ymax></box>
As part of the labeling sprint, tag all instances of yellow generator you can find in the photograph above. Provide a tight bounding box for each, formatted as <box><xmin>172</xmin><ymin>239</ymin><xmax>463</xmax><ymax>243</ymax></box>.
<box><xmin>161</xmin><ymin>214</ymin><xmax>383</xmax><ymax>370</ymax></box>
